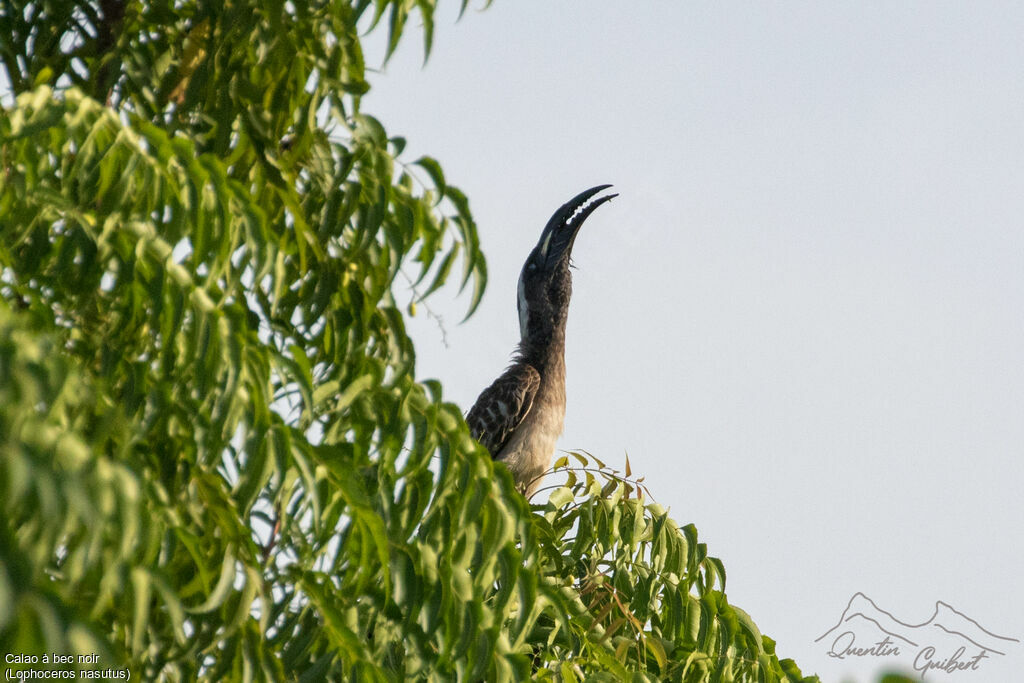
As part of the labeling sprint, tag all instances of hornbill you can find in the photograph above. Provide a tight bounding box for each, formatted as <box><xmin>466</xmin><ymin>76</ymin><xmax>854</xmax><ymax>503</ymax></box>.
<box><xmin>466</xmin><ymin>185</ymin><xmax>616</xmax><ymax>498</ymax></box>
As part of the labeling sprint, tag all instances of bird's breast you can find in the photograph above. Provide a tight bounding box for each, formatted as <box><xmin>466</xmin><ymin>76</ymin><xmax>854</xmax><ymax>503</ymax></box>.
<box><xmin>497</xmin><ymin>392</ymin><xmax>565</xmax><ymax>498</ymax></box>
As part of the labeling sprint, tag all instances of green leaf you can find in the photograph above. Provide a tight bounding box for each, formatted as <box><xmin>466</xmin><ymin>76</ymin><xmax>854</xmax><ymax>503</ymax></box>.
<box><xmin>186</xmin><ymin>543</ymin><xmax>237</xmax><ymax>614</ymax></box>
<box><xmin>419</xmin><ymin>243</ymin><xmax>460</xmax><ymax>300</ymax></box>
<box><xmin>130</xmin><ymin>568</ymin><xmax>152</xmax><ymax>656</ymax></box>
<box><xmin>414</xmin><ymin>155</ymin><xmax>446</xmax><ymax>201</ymax></box>
<box><xmin>548</xmin><ymin>486</ymin><xmax>574</xmax><ymax>509</ymax></box>
<box><xmin>646</xmin><ymin>635</ymin><xmax>668</xmax><ymax>671</ymax></box>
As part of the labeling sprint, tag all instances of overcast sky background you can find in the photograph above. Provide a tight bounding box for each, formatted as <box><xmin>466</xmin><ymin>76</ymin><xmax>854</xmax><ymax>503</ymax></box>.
<box><xmin>361</xmin><ymin>2</ymin><xmax>1023</xmax><ymax>680</ymax></box>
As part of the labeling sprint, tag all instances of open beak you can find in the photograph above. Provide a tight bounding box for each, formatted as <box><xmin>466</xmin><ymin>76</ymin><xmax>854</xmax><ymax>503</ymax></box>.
<box><xmin>537</xmin><ymin>184</ymin><xmax>617</xmax><ymax>267</ymax></box>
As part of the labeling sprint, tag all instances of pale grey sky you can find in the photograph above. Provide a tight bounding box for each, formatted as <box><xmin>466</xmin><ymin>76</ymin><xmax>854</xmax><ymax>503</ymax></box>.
<box><xmin>364</xmin><ymin>2</ymin><xmax>1024</xmax><ymax>680</ymax></box>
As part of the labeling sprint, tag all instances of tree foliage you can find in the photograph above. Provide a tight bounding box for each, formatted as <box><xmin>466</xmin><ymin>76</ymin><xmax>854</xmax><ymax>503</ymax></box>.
<box><xmin>2</xmin><ymin>1</ymin><xmax>820</xmax><ymax>680</ymax></box>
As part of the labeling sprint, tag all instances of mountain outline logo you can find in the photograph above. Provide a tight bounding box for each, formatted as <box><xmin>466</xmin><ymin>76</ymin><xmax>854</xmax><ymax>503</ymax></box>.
<box><xmin>816</xmin><ymin>592</ymin><xmax>1019</xmax><ymax>678</ymax></box>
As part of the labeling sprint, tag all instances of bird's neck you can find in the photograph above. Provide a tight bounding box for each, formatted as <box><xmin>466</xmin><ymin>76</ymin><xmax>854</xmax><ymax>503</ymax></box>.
<box><xmin>519</xmin><ymin>320</ymin><xmax>567</xmax><ymax>379</ymax></box>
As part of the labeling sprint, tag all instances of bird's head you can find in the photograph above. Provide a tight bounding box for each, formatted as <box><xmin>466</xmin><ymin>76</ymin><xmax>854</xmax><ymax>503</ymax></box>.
<box><xmin>517</xmin><ymin>185</ymin><xmax>617</xmax><ymax>341</ymax></box>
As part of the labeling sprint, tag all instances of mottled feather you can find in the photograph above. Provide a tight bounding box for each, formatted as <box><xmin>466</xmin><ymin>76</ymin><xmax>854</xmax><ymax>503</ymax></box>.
<box><xmin>466</xmin><ymin>363</ymin><xmax>541</xmax><ymax>458</ymax></box>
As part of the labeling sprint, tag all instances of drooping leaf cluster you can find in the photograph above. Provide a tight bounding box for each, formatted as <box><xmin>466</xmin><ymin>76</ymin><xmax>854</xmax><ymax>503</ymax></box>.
<box><xmin>533</xmin><ymin>453</ymin><xmax>826</xmax><ymax>681</ymax></box>
<box><xmin>2</xmin><ymin>1</ymin><xmax>818</xmax><ymax>681</ymax></box>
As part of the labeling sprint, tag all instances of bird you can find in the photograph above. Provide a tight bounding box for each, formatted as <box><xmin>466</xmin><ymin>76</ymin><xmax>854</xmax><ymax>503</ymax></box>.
<box><xmin>466</xmin><ymin>185</ymin><xmax>616</xmax><ymax>498</ymax></box>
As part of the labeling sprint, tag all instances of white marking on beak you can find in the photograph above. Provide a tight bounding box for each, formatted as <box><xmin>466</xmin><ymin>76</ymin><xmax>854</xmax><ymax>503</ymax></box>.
<box><xmin>539</xmin><ymin>229</ymin><xmax>554</xmax><ymax>259</ymax></box>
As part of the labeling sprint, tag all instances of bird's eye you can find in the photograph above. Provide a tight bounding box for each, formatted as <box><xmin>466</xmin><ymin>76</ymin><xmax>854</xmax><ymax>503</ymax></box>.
<box><xmin>527</xmin><ymin>262</ymin><xmax>538</xmax><ymax>272</ymax></box>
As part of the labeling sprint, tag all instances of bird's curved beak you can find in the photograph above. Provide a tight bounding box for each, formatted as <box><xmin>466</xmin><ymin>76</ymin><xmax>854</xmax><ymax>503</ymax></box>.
<box><xmin>537</xmin><ymin>184</ymin><xmax>617</xmax><ymax>267</ymax></box>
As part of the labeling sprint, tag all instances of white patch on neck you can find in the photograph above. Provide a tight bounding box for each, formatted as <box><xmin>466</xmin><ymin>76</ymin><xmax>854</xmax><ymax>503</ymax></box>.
<box><xmin>517</xmin><ymin>271</ymin><xmax>529</xmax><ymax>338</ymax></box>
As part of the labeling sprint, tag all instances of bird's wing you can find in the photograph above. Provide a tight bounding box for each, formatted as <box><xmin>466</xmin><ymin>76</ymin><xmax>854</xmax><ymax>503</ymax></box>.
<box><xmin>466</xmin><ymin>363</ymin><xmax>541</xmax><ymax>459</ymax></box>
